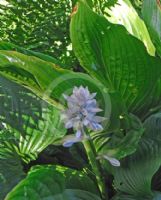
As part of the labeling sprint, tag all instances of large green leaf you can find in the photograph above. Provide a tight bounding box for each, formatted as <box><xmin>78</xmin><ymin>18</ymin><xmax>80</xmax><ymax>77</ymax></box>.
<box><xmin>0</xmin><ymin>50</ymin><xmax>110</xmax><ymax>113</ymax></box>
<box><xmin>142</xmin><ymin>0</ymin><xmax>161</xmax><ymax>57</ymax></box>
<box><xmin>112</xmin><ymin>112</ymin><xmax>161</xmax><ymax>198</ymax></box>
<box><xmin>0</xmin><ymin>75</ymin><xmax>66</xmax><ymax>162</ymax></box>
<box><xmin>70</xmin><ymin>1</ymin><xmax>161</xmax><ymax>117</ymax></box>
<box><xmin>0</xmin><ymin>156</ymin><xmax>25</xmax><ymax>200</ymax></box>
<box><xmin>0</xmin><ymin>131</ymin><xmax>25</xmax><ymax>199</ymax></box>
<box><xmin>104</xmin><ymin>0</ymin><xmax>155</xmax><ymax>56</ymax></box>
<box><xmin>5</xmin><ymin>165</ymin><xmax>101</xmax><ymax>200</ymax></box>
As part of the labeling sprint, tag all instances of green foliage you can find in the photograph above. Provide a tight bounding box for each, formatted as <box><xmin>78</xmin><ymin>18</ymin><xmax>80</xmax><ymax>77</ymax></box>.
<box><xmin>0</xmin><ymin>0</ymin><xmax>77</xmax><ymax>67</ymax></box>
<box><xmin>0</xmin><ymin>49</ymin><xmax>110</xmax><ymax>117</ymax></box>
<box><xmin>93</xmin><ymin>114</ymin><xmax>144</xmax><ymax>160</ymax></box>
<box><xmin>70</xmin><ymin>1</ymin><xmax>161</xmax><ymax>118</ymax></box>
<box><xmin>0</xmin><ymin>0</ymin><xmax>161</xmax><ymax>199</ymax></box>
<box><xmin>5</xmin><ymin>165</ymin><xmax>101</xmax><ymax>200</ymax></box>
<box><xmin>0</xmin><ymin>41</ymin><xmax>66</xmax><ymax>67</ymax></box>
<box><xmin>103</xmin><ymin>0</ymin><xmax>155</xmax><ymax>56</ymax></box>
<box><xmin>113</xmin><ymin>113</ymin><xmax>161</xmax><ymax>198</ymax></box>
<box><xmin>0</xmin><ymin>75</ymin><xmax>66</xmax><ymax>162</ymax></box>
<box><xmin>142</xmin><ymin>0</ymin><xmax>161</xmax><ymax>57</ymax></box>
<box><xmin>0</xmin><ymin>157</ymin><xmax>25</xmax><ymax>200</ymax></box>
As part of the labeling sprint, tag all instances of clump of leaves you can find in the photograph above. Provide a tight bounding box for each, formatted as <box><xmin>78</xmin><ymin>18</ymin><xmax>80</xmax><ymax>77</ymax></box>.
<box><xmin>0</xmin><ymin>0</ymin><xmax>161</xmax><ymax>200</ymax></box>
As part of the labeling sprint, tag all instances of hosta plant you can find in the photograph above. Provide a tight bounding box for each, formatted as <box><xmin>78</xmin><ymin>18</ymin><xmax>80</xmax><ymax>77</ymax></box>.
<box><xmin>0</xmin><ymin>0</ymin><xmax>161</xmax><ymax>199</ymax></box>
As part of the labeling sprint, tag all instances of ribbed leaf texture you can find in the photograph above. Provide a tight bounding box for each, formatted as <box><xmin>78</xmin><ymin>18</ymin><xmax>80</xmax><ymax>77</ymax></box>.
<box><xmin>0</xmin><ymin>156</ymin><xmax>25</xmax><ymax>200</ymax></box>
<box><xmin>112</xmin><ymin>113</ymin><xmax>161</xmax><ymax>199</ymax></box>
<box><xmin>70</xmin><ymin>1</ymin><xmax>161</xmax><ymax>118</ymax></box>
<box><xmin>0</xmin><ymin>75</ymin><xmax>66</xmax><ymax>162</ymax></box>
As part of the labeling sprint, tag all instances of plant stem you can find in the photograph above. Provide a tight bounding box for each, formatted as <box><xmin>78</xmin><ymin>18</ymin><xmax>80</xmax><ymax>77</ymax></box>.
<box><xmin>83</xmin><ymin>138</ymin><xmax>108</xmax><ymax>200</ymax></box>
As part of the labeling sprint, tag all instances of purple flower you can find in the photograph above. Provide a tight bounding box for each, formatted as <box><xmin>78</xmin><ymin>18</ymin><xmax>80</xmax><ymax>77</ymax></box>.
<box><xmin>61</xmin><ymin>86</ymin><xmax>105</xmax><ymax>147</ymax></box>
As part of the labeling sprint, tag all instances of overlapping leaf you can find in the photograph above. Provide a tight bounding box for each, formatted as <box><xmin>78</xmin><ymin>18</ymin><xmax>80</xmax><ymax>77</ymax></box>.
<box><xmin>0</xmin><ymin>131</ymin><xmax>25</xmax><ymax>199</ymax></box>
<box><xmin>5</xmin><ymin>165</ymin><xmax>101</xmax><ymax>200</ymax></box>
<box><xmin>93</xmin><ymin>113</ymin><xmax>144</xmax><ymax>160</ymax></box>
<box><xmin>0</xmin><ymin>41</ymin><xmax>66</xmax><ymax>67</ymax></box>
<box><xmin>70</xmin><ymin>1</ymin><xmax>161</xmax><ymax>118</ymax></box>
<box><xmin>0</xmin><ymin>50</ymin><xmax>110</xmax><ymax>111</ymax></box>
<box><xmin>142</xmin><ymin>0</ymin><xmax>161</xmax><ymax>57</ymax></box>
<box><xmin>0</xmin><ymin>75</ymin><xmax>66</xmax><ymax>162</ymax></box>
<box><xmin>104</xmin><ymin>0</ymin><xmax>155</xmax><ymax>56</ymax></box>
<box><xmin>112</xmin><ymin>113</ymin><xmax>161</xmax><ymax>198</ymax></box>
<box><xmin>0</xmin><ymin>156</ymin><xmax>25</xmax><ymax>200</ymax></box>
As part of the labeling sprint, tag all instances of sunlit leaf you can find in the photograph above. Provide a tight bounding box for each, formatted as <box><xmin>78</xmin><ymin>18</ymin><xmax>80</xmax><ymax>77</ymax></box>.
<box><xmin>70</xmin><ymin>1</ymin><xmax>161</xmax><ymax>118</ymax></box>
<box><xmin>104</xmin><ymin>0</ymin><xmax>155</xmax><ymax>55</ymax></box>
<box><xmin>5</xmin><ymin>165</ymin><xmax>101</xmax><ymax>200</ymax></box>
<box><xmin>142</xmin><ymin>0</ymin><xmax>161</xmax><ymax>57</ymax></box>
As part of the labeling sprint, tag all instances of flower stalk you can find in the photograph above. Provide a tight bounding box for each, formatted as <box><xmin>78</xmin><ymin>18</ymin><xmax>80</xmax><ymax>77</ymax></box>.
<box><xmin>83</xmin><ymin>130</ymin><xmax>108</xmax><ymax>200</ymax></box>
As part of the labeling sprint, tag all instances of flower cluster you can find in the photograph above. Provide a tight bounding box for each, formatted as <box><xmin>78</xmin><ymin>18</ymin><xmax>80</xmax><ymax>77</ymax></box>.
<box><xmin>61</xmin><ymin>86</ymin><xmax>105</xmax><ymax>147</ymax></box>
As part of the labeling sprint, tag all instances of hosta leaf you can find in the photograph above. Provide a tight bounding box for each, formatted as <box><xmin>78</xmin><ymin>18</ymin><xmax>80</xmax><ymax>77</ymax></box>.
<box><xmin>0</xmin><ymin>156</ymin><xmax>25</xmax><ymax>200</ymax></box>
<box><xmin>0</xmin><ymin>50</ymin><xmax>110</xmax><ymax>115</ymax></box>
<box><xmin>113</xmin><ymin>112</ymin><xmax>161</xmax><ymax>197</ymax></box>
<box><xmin>0</xmin><ymin>75</ymin><xmax>66</xmax><ymax>163</ymax></box>
<box><xmin>5</xmin><ymin>165</ymin><xmax>101</xmax><ymax>200</ymax></box>
<box><xmin>112</xmin><ymin>192</ymin><xmax>161</xmax><ymax>200</ymax></box>
<box><xmin>64</xmin><ymin>189</ymin><xmax>102</xmax><ymax>200</ymax></box>
<box><xmin>0</xmin><ymin>41</ymin><xmax>66</xmax><ymax>67</ymax></box>
<box><xmin>0</xmin><ymin>135</ymin><xmax>25</xmax><ymax>200</ymax></box>
<box><xmin>104</xmin><ymin>0</ymin><xmax>155</xmax><ymax>56</ymax></box>
<box><xmin>142</xmin><ymin>0</ymin><xmax>161</xmax><ymax>57</ymax></box>
<box><xmin>93</xmin><ymin>114</ymin><xmax>144</xmax><ymax>160</ymax></box>
<box><xmin>70</xmin><ymin>1</ymin><xmax>161</xmax><ymax>117</ymax></box>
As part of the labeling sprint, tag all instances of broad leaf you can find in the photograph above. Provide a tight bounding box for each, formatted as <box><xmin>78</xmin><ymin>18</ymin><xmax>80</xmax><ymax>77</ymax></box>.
<box><xmin>0</xmin><ymin>50</ymin><xmax>110</xmax><ymax>115</ymax></box>
<box><xmin>0</xmin><ymin>75</ymin><xmax>66</xmax><ymax>162</ymax></box>
<box><xmin>142</xmin><ymin>0</ymin><xmax>161</xmax><ymax>57</ymax></box>
<box><xmin>112</xmin><ymin>113</ymin><xmax>161</xmax><ymax>197</ymax></box>
<box><xmin>5</xmin><ymin>165</ymin><xmax>101</xmax><ymax>200</ymax></box>
<box><xmin>0</xmin><ymin>157</ymin><xmax>25</xmax><ymax>200</ymax></box>
<box><xmin>104</xmin><ymin>0</ymin><xmax>155</xmax><ymax>56</ymax></box>
<box><xmin>70</xmin><ymin>1</ymin><xmax>161</xmax><ymax>118</ymax></box>
<box><xmin>0</xmin><ymin>133</ymin><xmax>25</xmax><ymax>199</ymax></box>
<box><xmin>93</xmin><ymin>114</ymin><xmax>144</xmax><ymax>160</ymax></box>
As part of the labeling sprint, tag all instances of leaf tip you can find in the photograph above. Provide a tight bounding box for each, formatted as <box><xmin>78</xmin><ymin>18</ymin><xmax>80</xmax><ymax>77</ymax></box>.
<box><xmin>71</xmin><ymin>5</ymin><xmax>78</xmax><ymax>17</ymax></box>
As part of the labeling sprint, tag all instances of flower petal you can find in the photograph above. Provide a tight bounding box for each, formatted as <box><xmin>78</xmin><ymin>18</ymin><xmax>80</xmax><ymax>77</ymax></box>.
<box><xmin>76</xmin><ymin>130</ymin><xmax>82</xmax><ymax>138</ymax></box>
<box><xmin>63</xmin><ymin>141</ymin><xmax>75</xmax><ymax>147</ymax></box>
<box><xmin>65</xmin><ymin>121</ymin><xmax>73</xmax><ymax>129</ymax></box>
<box><xmin>103</xmin><ymin>155</ymin><xmax>120</xmax><ymax>167</ymax></box>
